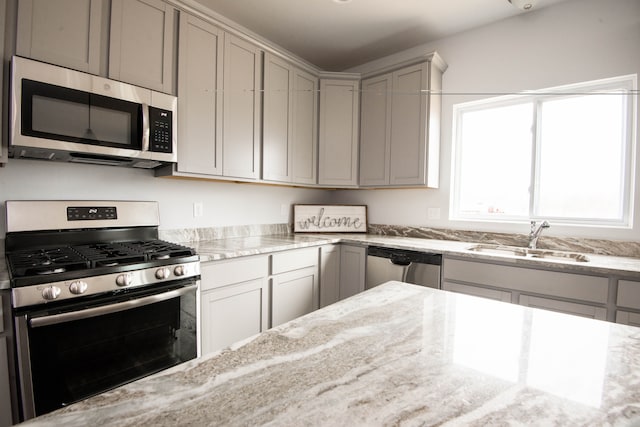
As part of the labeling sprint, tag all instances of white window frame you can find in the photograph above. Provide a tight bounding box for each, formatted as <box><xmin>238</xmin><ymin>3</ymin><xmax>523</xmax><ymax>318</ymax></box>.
<box><xmin>450</xmin><ymin>75</ymin><xmax>637</xmax><ymax>228</ymax></box>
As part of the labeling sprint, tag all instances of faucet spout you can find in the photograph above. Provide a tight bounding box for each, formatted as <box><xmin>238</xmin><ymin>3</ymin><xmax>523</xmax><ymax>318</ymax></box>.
<box><xmin>528</xmin><ymin>220</ymin><xmax>550</xmax><ymax>249</ymax></box>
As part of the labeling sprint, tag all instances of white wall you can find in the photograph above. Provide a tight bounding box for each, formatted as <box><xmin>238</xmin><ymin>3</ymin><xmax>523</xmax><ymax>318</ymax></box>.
<box><xmin>336</xmin><ymin>0</ymin><xmax>640</xmax><ymax>240</ymax></box>
<box><xmin>0</xmin><ymin>159</ymin><xmax>332</xmax><ymax>236</ymax></box>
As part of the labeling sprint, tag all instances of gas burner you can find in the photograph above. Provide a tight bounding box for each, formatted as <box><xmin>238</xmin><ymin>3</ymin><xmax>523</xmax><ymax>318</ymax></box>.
<box><xmin>7</xmin><ymin>247</ymin><xmax>89</xmax><ymax>278</ymax></box>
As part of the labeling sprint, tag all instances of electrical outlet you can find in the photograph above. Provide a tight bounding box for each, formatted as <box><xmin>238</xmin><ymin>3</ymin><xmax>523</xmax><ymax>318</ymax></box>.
<box><xmin>193</xmin><ymin>202</ymin><xmax>203</xmax><ymax>218</ymax></box>
<box><xmin>427</xmin><ymin>207</ymin><xmax>441</xmax><ymax>220</ymax></box>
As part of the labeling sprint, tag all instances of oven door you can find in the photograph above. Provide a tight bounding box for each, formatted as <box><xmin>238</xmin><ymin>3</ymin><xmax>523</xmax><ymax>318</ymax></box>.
<box><xmin>14</xmin><ymin>280</ymin><xmax>199</xmax><ymax>420</ymax></box>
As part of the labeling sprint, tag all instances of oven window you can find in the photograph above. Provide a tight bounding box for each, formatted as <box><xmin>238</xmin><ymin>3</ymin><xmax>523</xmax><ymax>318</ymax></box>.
<box><xmin>26</xmin><ymin>286</ymin><xmax>197</xmax><ymax>416</ymax></box>
<box><xmin>22</xmin><ymin>79</ymin><xmax>141</xmax><ymax>149</ymax></box>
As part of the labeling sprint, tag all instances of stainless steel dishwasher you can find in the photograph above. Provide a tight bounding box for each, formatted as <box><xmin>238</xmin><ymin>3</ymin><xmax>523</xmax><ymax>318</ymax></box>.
<box><xmin>366</xmin><ymin>246</ymin><xmax>442</xmax><ymax>289</ymax></box>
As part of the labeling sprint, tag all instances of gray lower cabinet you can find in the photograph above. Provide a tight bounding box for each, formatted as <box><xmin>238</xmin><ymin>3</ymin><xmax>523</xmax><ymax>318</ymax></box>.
<box><xmin>616</xmin><ymin>279</ymin><xmax>640</xmax><ymax>326</ymax></box>
<box><xmin>442</xmin><ymin>256</ymin><xmax>610</xmax><ymax>320</ymax></box>
<box><xmin>320</xmin><ymin>245</ymin><xmax>341</xmax><ymax>308</ymax></box>
<box><xmin>0</xmin><ymin>293</ymin><xmax>15</xmax><ymax>427</ymax></box>
<box><xmin>339</xmin><ymin>245</ymin><xmax>366</xmax><ymax>300</ymax></box>
<box><xmin>270</xmin><ymin>247</ymin><xmax>319</xmax><ymax>327</ymax></box>
<box><xmin>0</xmin><ymin>336</ymin><xmax>12</xmax><ymax>427</ymax></box>
<box><xmin>200</xmin><ymin>256</ymin><xmax>269</xmax><ymax>355</ymax></box>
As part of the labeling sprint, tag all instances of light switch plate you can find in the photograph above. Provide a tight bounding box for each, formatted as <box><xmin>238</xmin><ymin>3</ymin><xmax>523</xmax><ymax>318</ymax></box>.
<box><xmin>427</xmin><ymin>207</ymin><xmax>441</xmax><ymax>220</ymax></box>
<box><xmin>193</xmin><ymin>202</ymin><xmax>203</xmax><ymax>218</ymax></box>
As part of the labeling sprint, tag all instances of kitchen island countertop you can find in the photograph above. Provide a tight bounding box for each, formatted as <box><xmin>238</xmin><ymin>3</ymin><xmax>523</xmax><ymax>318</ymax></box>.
<box><xmin>20</xmin><ymin>281</ymin><xmax>640</xmax><ymax>426</ymax></box>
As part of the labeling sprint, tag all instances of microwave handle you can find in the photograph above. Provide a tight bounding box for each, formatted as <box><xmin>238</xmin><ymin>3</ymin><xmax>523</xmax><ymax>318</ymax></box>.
<box><xmin>141</xmin><ymin>103</ymin><xmax>150</xmax><ymax>151</ymax></box>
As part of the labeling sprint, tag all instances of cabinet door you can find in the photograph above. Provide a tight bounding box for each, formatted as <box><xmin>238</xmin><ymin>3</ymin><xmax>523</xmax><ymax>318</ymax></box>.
<box><xmin>176</xmin><ymin>13</ymin><xmax>223</xmax><ymax>175</ymax></box>
<box><xmin>519</xmin><ymin>295</ymin><xmax>607</xmax><ymax>321</ymax></box>
<box><xmin>339</xmin><ymin>245</ymin><xmax>366</xmax><ymax>300</ymax></box>
<box><xmin>16</xmin><ymin>0</ymin><xmax>105</xmax><ymax>74</ymax></box>
<box><xmin>109</xmin><ymin>0</ymin><xmax>176</xmax><ymax>93</ymax></box>
<box><xmin>442</xmin><ymin>281</ymin><xmax>512</xmax><ymax>303</ymax></box>
<box><xmin>616</xmin><ymin>280</ymin><xmax>640</xmax><ymax>310</ymax></box>
<box><xmin>0</xmin><ymin>0</ymin><xmax>6</xmax><ymax>163</ymax></box>
<box><xmin>263</xmin><ymin>54</ymin><xmax>293</xmax><ymax>182</ymax></box>
<box><xmin>222</xmin><ymin>34</ymin><xmax>262</xmax><ymax>179</ymax></box>
<box><xmin>616</xmin><ymin>310</ymin><xmax>640</xmax><ymax>327</ymax></box>
<box><xmin>320</xmin><ymin>245</ymin><xmax>340</xmax><ymax>308</ymax></box>
<box><xmin>201</xmin><ymin>279</ymin><xmax>269</xmax><ymax>355</ymax></box>
<box><xmin>271</xmin><ymin>266</ymin><xmax>319</xmax><ymax>327</ymax></box>
<box><xmin>291</xmin><ymin>68</ymin><xmax>318</xmax><ymax>185</ymax></box>
<box><xmin>389</xmin><ymin>63</ymin><xmax>429</xmax><ymax>185</ymax></box>
<box><xmin>359</xmin><ymin>73</ymin><xmax>392</xmax><ymax>186</ymax></box>
<box><xmin>318</xmin><ymin>78</ymin><xmax>359</xmax><ymax>187</ymax></box>
<box><xmin>0</xmin><ymin>336</ymin><xmax>12</xmax><ymax>427</ymax></box>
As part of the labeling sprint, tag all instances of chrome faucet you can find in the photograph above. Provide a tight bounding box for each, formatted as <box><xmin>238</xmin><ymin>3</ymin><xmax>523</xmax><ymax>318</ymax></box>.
<box><xmin>528</xmin><ymin>220</ymin><xmax>550</xmax><ymax>249</ymax></box>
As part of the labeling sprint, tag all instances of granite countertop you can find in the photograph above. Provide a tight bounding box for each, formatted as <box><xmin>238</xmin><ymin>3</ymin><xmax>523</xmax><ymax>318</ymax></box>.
<box><xmin>20</xmin><ymin>281</ymin><xmax>640</xmax><ymax>426</ymax></box>
<box><xmin>192</xmin><ymin>233</ymin><xmax>640</xmax><ymax>279</ymax></box>
<box><xmin>4</xmin><ymin>232</ymin><xmax>640</xmax><ymax>290</ymax></box>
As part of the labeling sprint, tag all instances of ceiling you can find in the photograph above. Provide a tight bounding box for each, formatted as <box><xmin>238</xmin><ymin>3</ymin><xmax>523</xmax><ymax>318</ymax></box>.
<box><xmin>193</xmin><ymin>0</ymin><xmax>571</xmax><ymax>71</ymax></box>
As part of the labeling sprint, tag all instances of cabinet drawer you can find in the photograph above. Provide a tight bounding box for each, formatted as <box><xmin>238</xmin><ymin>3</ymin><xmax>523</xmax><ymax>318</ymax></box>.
<box><xmin>271</xmin><ymin>247</ymin><xmax>318</xmax><ymax>275</ymax></box>
<box><xmin>442</xmin><ymin>281</ymin><xmax>512</xmax><ymax>303</ymax></box>
<box><xmin>201</xmin><ymin>256</ymin><xmax>268</xmax><ymax>291</ymax></box>
<box><xmin>616</xmin><ymin>310</ymin><xmax>640</xmax><ymax>327</ymax></box>
<box><xmin>616</xmin><ymin>280</ymin><xmax>640</xmax><ymax>310</ymax></box>
<box><xmin>443</xmin><ymin>258</ymin><xmax>608</xmax><ymax>304</ymax></box>
<box><xmin>519</xmin><ymin>295</ymin><xmax>607</xmax><ymax>320</ymax></box>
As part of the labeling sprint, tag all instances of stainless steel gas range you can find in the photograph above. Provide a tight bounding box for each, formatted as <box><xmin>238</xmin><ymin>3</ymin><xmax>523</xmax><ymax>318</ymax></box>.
<box><xmin>4</xmin><ymin>200</ymin><xmax>200</xmax><ymax>421</ymax></box>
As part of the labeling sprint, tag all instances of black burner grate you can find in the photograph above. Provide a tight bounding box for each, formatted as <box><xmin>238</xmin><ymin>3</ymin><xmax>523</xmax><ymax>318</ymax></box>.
<box><xmin>7</xmin><ymin>247</ymin><xmax>90</xmax><ymax>277</ymax></box>
<box><xmin>7</xmin><ymin>240</ymin><xmax>196</xmax><ymax>280</ymax></box>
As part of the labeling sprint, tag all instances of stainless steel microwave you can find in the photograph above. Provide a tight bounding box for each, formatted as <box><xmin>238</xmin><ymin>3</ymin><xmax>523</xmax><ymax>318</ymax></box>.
<box><xmin>10</xmin><ymin>56</ymin><xmax>177</xmax><ymax>169</ymax></box>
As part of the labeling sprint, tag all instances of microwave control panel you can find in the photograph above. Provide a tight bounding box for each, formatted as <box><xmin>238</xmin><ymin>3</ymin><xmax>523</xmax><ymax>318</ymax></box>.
<box><xmin>148</xmin><ymin>106</ymin><xmax>173</xmax><ymax>153</ymax></box>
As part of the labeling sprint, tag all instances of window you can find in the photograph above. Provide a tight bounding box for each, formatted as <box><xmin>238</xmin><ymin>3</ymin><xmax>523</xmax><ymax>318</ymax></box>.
<box><xmin>451</xmin><ymin>75</ymin><xmax>637</xmax><ymax>227</ymax></box>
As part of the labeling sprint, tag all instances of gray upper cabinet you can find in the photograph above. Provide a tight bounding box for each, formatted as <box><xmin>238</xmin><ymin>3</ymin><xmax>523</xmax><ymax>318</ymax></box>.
<box><xmin>359</xmin><ymin>54</ymin><xmax>446</xmax><ymax>187</ymax></box>
<box><xmin>359</xmin><ymin>73</ymin><xmax>392</xmax><ymax>186</ymax></box>
<box><xmin>263</xmin><ymin>53</ymin><xmax>293</xmax><ymax>183</ymax></box>
<box><xmin>109</xmin><ymin>0</ymin><xmax>177</xmax><ymax>94</ymax></box>
<box><xmin>291</xmin><ymin>68</ymin><xmax>318</xmax><ymax>184</ymax></box>
<box><xmin>318</xmin><ymin>76</ymin><xmax>360</xmax><ymax>187</ymax></box>
<box><xmin>16</xmin><ymin>0</ymin><xmax>177</xmax><ymax>94</ymax></box>
<box><xmin>263</xmin><ymin>53</ymin><xmax>318</xmax><ymax>184</ymax></box>
<box><xmin>16</xmin><ymin>0</ymin><xmax>107</xmax><ymax>74</ymax></box>
<box><xmin>222</xmin><ymin>34</ymin><xmax>262</xmax><ymax>180</ymax></box>
<box><xmin>176</xmin><ymin>13</ymin><xmax>223</xmax><ymax>176</ymax></box>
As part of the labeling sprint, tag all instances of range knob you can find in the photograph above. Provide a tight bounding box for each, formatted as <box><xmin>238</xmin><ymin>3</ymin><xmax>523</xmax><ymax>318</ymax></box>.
<box><xmin>174</xmin><ymin>265</ymin><xmax>185</xmax><ymax>277</ymax></box>
<box><xmin>116</xmin><ymin>273</ymin><xmax>133</xmax><ymax>287</ymax></box>
<box><xmin>155</xmin><ymin>267</ymin><xmax>171</xmax><ymax>280</ymax></box>
<box><xmin>42</xmin><ymin>286</ymin><xmax>61</xmax><ymax>301</ymax></box>
<box><xmin>69</xmin><ymin>281</ymin><xmax>88</xmax><ymax>295</ymax></box>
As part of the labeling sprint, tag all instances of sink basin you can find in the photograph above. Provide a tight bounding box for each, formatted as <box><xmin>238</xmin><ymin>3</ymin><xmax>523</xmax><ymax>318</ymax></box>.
<box><xmin>467</xmin><ymin>244</ymin><xmax>590</xmax><ymax>263</ymax></box>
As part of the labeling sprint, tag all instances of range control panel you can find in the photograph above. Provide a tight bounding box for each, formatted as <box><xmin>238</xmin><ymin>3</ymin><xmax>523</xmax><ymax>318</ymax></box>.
<box><xmin>67</xmin><ymin>206</ymin><xmax>117</xmax><ymax>221</ymax></box>
<box><xmin>148</xmin><ymin>106</ymin><xmax>173</xmax><ymax>153</ymax></box>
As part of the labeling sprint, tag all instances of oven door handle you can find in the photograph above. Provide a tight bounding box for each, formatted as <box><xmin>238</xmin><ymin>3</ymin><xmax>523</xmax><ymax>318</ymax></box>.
<box><xmin>29</xmin><ymin>284</ymin><xmax>198</xmax><ymax>328</ymax></box>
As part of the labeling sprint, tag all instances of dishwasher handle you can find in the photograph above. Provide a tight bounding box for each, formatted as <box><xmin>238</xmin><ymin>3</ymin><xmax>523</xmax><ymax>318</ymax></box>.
<box><xmin>389</xmin><ymin>254</ymin><xmax>411</xmax><ymax>266</ymax></box>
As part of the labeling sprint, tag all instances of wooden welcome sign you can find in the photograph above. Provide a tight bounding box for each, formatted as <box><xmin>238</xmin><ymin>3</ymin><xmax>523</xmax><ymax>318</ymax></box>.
<box><xmin>293</xmin><ymin>205</ymin><xmax>367</xmax><ymax>233</ymax></box>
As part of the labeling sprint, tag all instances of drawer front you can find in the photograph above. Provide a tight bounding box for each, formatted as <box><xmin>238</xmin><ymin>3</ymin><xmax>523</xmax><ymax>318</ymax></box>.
<box><xmin>443</xmin><ymin>258</ymin><xmax>608</xmax><ymax>304</ymax></box>
<box><xmin>442</xmin><ymin>281</ymin><xmax>512</xmax><ymax>303</ymax></box>
<box><xmin>616</xmin><ymin>280</ymin><xmax>640</xmax><ymax>310</ymax></box>
<box><xmin>519</xmin><ymin>295</ymin><xmax>607</xmax><ymax>320</ymax></box>
<box><xmin>201</xmin><ymin>256</ymin><xmax>268</xmax><ymax>291</ymax></box>
<box><xmin>616</xmin><ymin>310</ymin><xmax>640</xmax><ymax>327</ymax></box>
<box><xmin>271</xmin><ymin>247</ymin><xmax>318</xmax><ymax>275</ymax></box>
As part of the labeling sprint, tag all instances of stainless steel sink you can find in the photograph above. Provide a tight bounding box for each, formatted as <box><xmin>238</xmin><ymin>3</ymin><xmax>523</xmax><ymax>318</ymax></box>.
<box><xmin>467</xmin><ymin>244</ymin><xmax>590</xmax><ymax>263</ymax></box>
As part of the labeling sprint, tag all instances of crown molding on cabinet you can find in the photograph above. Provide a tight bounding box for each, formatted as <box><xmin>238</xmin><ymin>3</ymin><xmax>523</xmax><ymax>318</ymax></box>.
<box><xmin>165</xmin><ymin>0</ymin><xmax>322</xmax><ymax>75</ymax></box>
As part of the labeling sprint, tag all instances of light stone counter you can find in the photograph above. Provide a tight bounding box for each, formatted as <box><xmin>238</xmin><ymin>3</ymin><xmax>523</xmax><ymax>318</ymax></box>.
<box><xmin>19</xmin><ymin>281</ymin><xmax>640</xmax><ymax>426</ymax></box>
<box><xmin>189</xmin><ymin>233</ymin><xmax>640</xmax><ymax>279</ymax></box>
